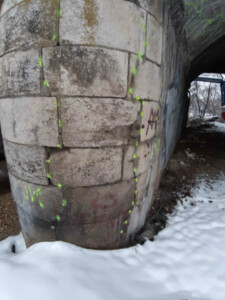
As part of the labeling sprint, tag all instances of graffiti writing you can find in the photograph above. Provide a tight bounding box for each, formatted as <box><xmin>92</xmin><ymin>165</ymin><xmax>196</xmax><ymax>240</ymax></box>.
<box><xmin>146</xmin><ymin>108</ymin><xmax>159</xmax><ymax>136</ymax></box>
<box><xmin>24</xmin><ymin>184</ymin><xmax>43</xmax><ymax>207</ymax></box>
<box><xmin>185</xmin><ymin>0</ymin><xmax>222</xmax><ymax>39</ymax></box>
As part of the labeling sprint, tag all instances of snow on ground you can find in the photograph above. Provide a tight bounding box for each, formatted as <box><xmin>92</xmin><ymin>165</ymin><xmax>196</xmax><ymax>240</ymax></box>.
<box><xmin>0</xmin><ymin>175</ymin><xmax>225</xmax><ymax>300</ymax></box>
<box><xmin>206</xmin><ymin>121</ymin><xmax>225</xmax><ymax>133</ymax></box>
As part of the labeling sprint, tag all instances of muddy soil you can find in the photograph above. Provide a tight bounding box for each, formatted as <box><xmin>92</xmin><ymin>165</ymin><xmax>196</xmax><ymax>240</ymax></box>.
<box><xmin>0</xmin><ymin>157</ymin><xmax>20</xmax><ymax>241</ymax></box>
<box><xmin>135</xmin><ymin>119</ymin><xmax>225</xmax><ymax>244</ymax></box>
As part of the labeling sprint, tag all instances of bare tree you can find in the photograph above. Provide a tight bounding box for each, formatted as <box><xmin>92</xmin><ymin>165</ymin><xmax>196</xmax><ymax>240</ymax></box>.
<box><xmin>189</xmin><ymin>80</ymin><xmax>221</xmax><ymax>119</ymax></box>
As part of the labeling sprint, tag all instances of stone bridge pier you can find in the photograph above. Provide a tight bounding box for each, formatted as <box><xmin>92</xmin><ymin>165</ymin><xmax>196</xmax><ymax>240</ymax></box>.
<box><xmin>0</xmin><ymin>0</ymin><xmax>224</xmax><ymax>249</ymax></box>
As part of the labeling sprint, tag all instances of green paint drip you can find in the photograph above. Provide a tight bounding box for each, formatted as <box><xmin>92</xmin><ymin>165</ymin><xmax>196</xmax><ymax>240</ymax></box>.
<box><xmin>46</xmin><ymin>173</ymin><xmax>52</xmax><ymax>179</ymax></box>
<box><xmin>39</xmin><ymin>57</ymin><xmax>43</xmax><ymax>67</ymax></box>
<box><xmin>43</xmin><ymin>80</ymin><xmax>50</xmax><ymax>88</ymax></box>
<box><xmin>138</xmin><ymin>51</ymin><xmax>142</xmax><ymax>61</ymax></box>
<box><xmin>132</xmin><ymin>66</ymin><xmax>137</xmax><ymax>75</ymax></box>
<box><xmin>56</xmin><ymin>215</ymin><xmax>61</xmax><ymax>222</ymax></box>
<box><xmin>52</xmin><ymin>34</ymin><xmax>57</xmax><ymax>41</ymax></box>
<box><xmin>62</xmin><ymin>199</ymin><xmax>67</xmax><ymax>207</ymax></box>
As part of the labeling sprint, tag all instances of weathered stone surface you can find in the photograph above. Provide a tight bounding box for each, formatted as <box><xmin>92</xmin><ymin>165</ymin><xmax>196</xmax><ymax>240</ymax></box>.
<box><xmin>3</xmin><ymin>140</ymin><xmax>48</xmax><ymax>185</ymax></box>
<box><xmin>129</xmin><ymin>55</ymin><xmax>161</xmax><ymax>100</ymax></box>
<box><xmin>42</xmin><ymin>46</ymin><xmax>128</xmax><ymax>97</ymax></box>
<box><xmin>17</xmin><ymin>206</ymin><xmax>56</xmax><ymax>247</ymax></box>
<box><xmin>0</xmin><ymin>97</ymin><xmax>59</xmax><ymax>146</ymax></box>
<box><xmin>0</xmin><ymin>48</ymin><xmax>40</xmax><ymax>96</ymax></box>
<box><xmin>49</xmin><ymin>148</ymin><xmax>123</xmax><ymax>187</ymax></box>
<box><xmin>139</xmin><ymin>0</ymin><xmax>163</xmax><ymax>23</ymax></box>
<box><xmin>60</xmin><ymin>98</ymin><xmax>140</xmax><ymax>147</ymax></box>
<box><xmin>127</xmin><ymin>169</ymin><xmax>152</xmax><ymax>235</ymax></box>
<box><xmin>0</xmin><ymin>0</ymin><xmax>57</xmax><ymax>55</ymax></box>
<box><xmin>1</xmin><ymin>0</ymin><xmax>23</xmax><ymax>16</ymax></box>
<box><xmin>57</xmin><ymin>216</ymin><xmax>128</xmax><ymax>249</ymax></box>
<box><xmin>9</xmin><ymin>174</ymin><xmax>64</xmax><ymax>222</ymax></box>
<box><xmin>60</xmin><ymin>0</ymin><xmax>145</xmax><ymax>54</ymax></box>
<box><xmin>146</xmin><ymin>14</ymin><xmax>163</xmax><ymax>64</ymax></box>
<box><xmin>62</xmin><ymin>179</ymin><xmax>136</xmax><ymax>224</ymax></box>
<box><xmin>123</xmin><ymin>142</ymin><xmax>153</xmax><ymax>180</ymax></box>
<box><xmin>140</xmin><ymin>101</ymin><xmax>160</xmax><ymax>142</ymax></box>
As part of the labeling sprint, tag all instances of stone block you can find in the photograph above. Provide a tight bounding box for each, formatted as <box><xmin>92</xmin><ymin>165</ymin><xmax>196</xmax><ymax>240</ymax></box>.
<box><xmin>60</xmin><ymin>0</ymin><xmax>145</xmax><ymax>54</ymax></box>
<box><xmin>60</xmin><ymin>97</ymin><xmax>140</xmax><ymax>147</ymax></box>
<box><xmin>140</xmin><ymin>101</ymin><xmax>160</xmax><ymax>142</ymax></box>
<box><xmin>9</xmin><ymin>173</ymin><xmax>64</xmax><ymax>223</ymax></box>
<box><xmin>17</xmin><ymin>206</ymin><xmax>56</xmax><ymax>247</ymax></box>
<box><xmin>123</xmin><ymin>142</ymin><xmax>153</xmax><ymax>180</ymax></box>
<box><xmin>0</xmin><ymin>97</ymin><xmax>59</xmax><ymax>146</ymax></box>
<box><xmin>0</xmin><ymin>0</ymin><xmax>57</xmax><ymax>55</ymax></box>
<box><xmin>49</xmin><ymin>147</ymin><xmax>122</xmax><ymax>187</ymax></box>
<box><xmin>61</xmin><ymin>179</ymin><xmax>136</xmax><ymax>224</ymax></box>
<box><xmin>146</xmin><ymin>14</ymin><xmax>163</xmax><ymax>65</ymax></box>
<box><xmin>1</xmin><ymin>0</ymin><xmax>23</xmax><ymax>16</ymax></box>
<box><xmin>3</xmin><ymin>140</ymin><xmax>48</xmax><ymax>185</ymax></box>
<box><xmin>139</xmin><ymin>0</ymin><xmax>163</xmax><ymax>23</ymax></box>
<box><xmin>57</xmin><ymin>216</ymin><xmax>128</xmax><ymax>249</ymax></box>
<box><xmin>42</xmin><ymin>46</ymin><xmax>128</xmax><ymax>97</ymax></box>
<box><xmin>129</xmin><ymin>55</ymin><xmax>161</xmax><ymax>101</ymax></box>
<box><xmin>0</xmin><ymin>48</ymin><xmax>40</xmax><ymax>96</ymax></box>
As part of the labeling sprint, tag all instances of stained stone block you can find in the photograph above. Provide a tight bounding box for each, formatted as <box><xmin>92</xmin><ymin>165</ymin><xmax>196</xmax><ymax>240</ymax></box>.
<box><xmin>140</xmin><ymin>101</ymin><xmax>160</xmax><ymax>142</ymax></box>
<box><xmin>49</xmin><ymin>148</ymin><xmax>123</xmax><ymax>187</ymax></box>
<box><xmin>42</xmin><ymin>46</ymin><xmax>128</xmax><ymax>97</ymax></box>
<box><xmin>56</xmin><ymin>216</ymin><xmax>128</xmax><ymax>250</ymax></box>
<box><xmin>139</xmin><ymin>0</ymin><xmax>163</xmax><ymax>23</ymax></box>
<box><xmin>129</xmin><ymin>54</ymin><xmax>161</xmax><ymax>101</ymax></box>
<box><xmin>60</xmin><ymin>97</ymin><xmax>140</xmax><ymax>147</ymax></box>
<box><xmin>123</xmin><ymin>142</ymin><xmax>153</xmax><ymax>180</ymax></box>
<box><xmin>17</xmin><ymin>206</ymin><xmax>56</xmax><ymax>248</ymax></box>
<box><xmin>61</xmin><ymin>179</ymin><xmax>136</xmax><ymax>224</ymax></box>
<box><xmin>0</xmin><ymin>0</ymin><xmax>57</xmax><ymax>55</ymax></box>
<box><xmin>3</xmin><ymin>140</ymin><xmax>48</xmax><ymax>185</ymax></box>
<box><xmin>146</xmin><ymin>14</ymin><xmax>163</xmax><ymax>65</ymax></box>
<box><xmin>9</xmin><ymin>174</ymin><xmax>64</xmax><ymax>222</ymax></box>
<box><xmin>60</xmin><ymin>0</ymin><xmax>146</xmax><ymax>54</ymax></box>
<box><xmin>0</xmin><ymin>97</ymin><xmax>59</xmax><ymax>146</ymax></box>
<box><xmin>0</xmin><ymin>48</ymin><xmax>40</xmax><ymax>96</ymax></box>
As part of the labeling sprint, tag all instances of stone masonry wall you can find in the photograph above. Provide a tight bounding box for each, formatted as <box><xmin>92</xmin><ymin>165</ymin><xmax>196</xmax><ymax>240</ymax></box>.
<box><xmin>0</xmin><ymin>0</ymin><xmax>189</xmax><ymax>249</ymax></box>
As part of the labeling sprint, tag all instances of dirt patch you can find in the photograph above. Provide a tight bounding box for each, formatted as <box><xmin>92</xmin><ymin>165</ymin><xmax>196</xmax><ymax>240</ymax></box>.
<box><xmin>0</xmin><ymin>160</ymin><xmax>20</xmax><ymax>241</ymax></box>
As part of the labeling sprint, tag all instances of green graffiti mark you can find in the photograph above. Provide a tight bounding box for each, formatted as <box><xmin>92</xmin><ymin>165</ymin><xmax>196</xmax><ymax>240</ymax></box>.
<box><xmin>138</xmin><ymin>51</ymin><xmax>142</xmax><ymax>61</ymax></box>
<box><xmin>129</xmin><ymin>87</ymin><xmax>133</xmax><ymax>95</ymax></box>
<box><xmin>62</xmin><ymin>199</ymin><xmax>67</xmax><ymax>207</ymax></box>
<box><xmin>185</xmin><ymin>0</ymin><xmax>222</xmax><ymax>39</ymax></box>
<box><xmin>39</xmin><ymin>57</ymin><xmax>43</xmax><ymax>67</ymax></box>
<box><xmin>43</xmin><ymin>80</ymin><xmax>50</xmax><ymax>88</ymax></box>
<box><xmin>185</xmin><ymin>0</ymin><xmax>204</xmax><ymax>16</ymax></box>
<box><xmin>132</xmin><ymin>66</ymin><xmax>137</xmax><ymax>75</ymax></box>
<box><xmin>24</xmin><ymin>185</ymin><xmax>42</xmax><ymax>203</ymax></box>
<box><xmin>46</xmin><ymin>173</ymin><xmax>52</xmax><ymax>179</ymax></box>
<box><xmin>56</xmin><ymin>215</ymin><xmax>61</xmax><ymax>222</ymax></box>
<box><xmin>52</xmin><ymin>34</ymin><xmax>57</xmax><ymax>41</ymax></box>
